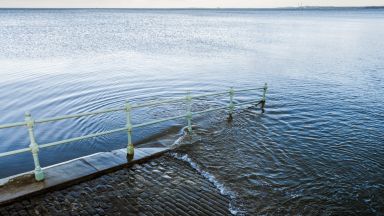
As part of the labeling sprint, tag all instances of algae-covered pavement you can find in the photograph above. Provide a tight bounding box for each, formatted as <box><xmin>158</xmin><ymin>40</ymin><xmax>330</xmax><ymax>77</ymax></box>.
<box><xmin>0</xmin><ymin>154</ymin><xmax>233</xmax><ymax>216</ymax></box>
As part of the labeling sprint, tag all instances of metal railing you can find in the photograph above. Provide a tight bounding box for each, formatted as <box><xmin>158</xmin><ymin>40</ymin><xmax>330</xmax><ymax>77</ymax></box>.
<box><xmin>0</xmin><ymin>84</ymin><xmax>268</xmax><ymax>181</ymax></box>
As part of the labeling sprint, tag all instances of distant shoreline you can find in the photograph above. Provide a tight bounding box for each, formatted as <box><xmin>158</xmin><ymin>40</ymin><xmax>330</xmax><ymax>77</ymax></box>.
<box><xmin>0</xmin><ymin>6</ymin><xmax>383</xmax><ymax>10</ymax></box>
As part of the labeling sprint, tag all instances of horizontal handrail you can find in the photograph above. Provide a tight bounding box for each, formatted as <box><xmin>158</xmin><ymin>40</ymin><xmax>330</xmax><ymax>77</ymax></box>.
<box><xmin>35</xmin><ymin>100</ymin><xmax>262</xmax><ymax>149</ymax></box>
<box><xmin>232</xmin><ymin>87</ymin><xmax>264</xmax><ymax>93</ymax></box>
<box><xmin>0</xmin><ymin>121</ymin><xmax>27</xmax><ymax>129</ymax></box>
<box><xmin>131</xmin><ymin>91</ymin><xmax>229</xmax><ymax>108</ymax></box>
<box><xmin>131</xmin><ymin>88</ymin><xmax>263</xmax><ymax>109</ymax></box>
<box><xmin>0</xmin><ymin>147</ymin><xmax>30</xmax><ymax>158</ymax></box>
<box><xmin>0</xmin><ymin>84</ymin><xmax>268</xmax><ymax>181</ymax></box>
<box><xmin>0</xmin><ymin>87</ymin><xmax>264</xmax><ymax>128</ymax></box>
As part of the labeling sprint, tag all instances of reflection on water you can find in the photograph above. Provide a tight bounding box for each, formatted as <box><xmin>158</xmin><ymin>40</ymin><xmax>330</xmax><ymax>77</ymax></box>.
<box><xmin>0</xmin><ymin>9</ymin><xmax>384</xmax><ymax>215</ymax></box>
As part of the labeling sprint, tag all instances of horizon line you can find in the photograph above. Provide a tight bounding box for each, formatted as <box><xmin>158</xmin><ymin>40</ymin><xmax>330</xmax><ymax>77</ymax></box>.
<box><xmin>0</xmin><ymin>6</ymin><xmax>384</xmax><ymax>9</ymax></box>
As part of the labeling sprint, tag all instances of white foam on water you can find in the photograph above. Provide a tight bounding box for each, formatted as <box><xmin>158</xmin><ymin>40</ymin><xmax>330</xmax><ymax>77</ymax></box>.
<box><xmin>170</xmin><ymin>152</ymin><xmax>245</xmax><ymax>215</ymax></box>
<box><xmin>171</xmin><ymin>127</ymin><xmax>188</xmax><ymax>147</ymax></box>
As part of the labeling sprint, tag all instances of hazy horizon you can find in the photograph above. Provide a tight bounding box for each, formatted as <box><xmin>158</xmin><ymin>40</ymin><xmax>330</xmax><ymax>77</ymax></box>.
<box><xmin>1</xmin><ymin>6</ymin><xmax>384</xmax><ymax>9</ymax></box>
<box><xmin>0</xmin><ymin>0</ymin><xmax>383</xmax><ymax>8</ymax></box>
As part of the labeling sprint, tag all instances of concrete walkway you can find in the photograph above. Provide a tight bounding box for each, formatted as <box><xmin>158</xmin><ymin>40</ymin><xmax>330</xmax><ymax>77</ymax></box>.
<box><xmin>0</xmin><ymin>148</ymin><xmax>169</xmax><ymax>205</ymax></box>
<box><xmin>0</xmin><ymin>154</ymin><xmax>232</xmax><ymax>216</ymax></box>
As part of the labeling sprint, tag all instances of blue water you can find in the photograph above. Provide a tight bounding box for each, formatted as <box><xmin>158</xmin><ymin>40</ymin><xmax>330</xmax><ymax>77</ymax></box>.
<box><xmin>0</xmin><ymin>9</ymin><xmax>383</xmax><ymax>215</ymax></box>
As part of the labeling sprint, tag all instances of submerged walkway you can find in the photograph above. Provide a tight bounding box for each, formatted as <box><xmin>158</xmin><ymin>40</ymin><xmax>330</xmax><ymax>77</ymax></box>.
<box><xmin>0</xmin><ymin>154</ymin><xmax>232</xmax><ymax>216</ymax></box>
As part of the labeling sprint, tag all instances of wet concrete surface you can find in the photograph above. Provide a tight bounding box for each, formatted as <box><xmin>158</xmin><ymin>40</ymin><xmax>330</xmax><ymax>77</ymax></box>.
<box><xmin>0</xmin><ymin>148</ymin><xmax>169</xmax><ymax>205</ymax></box>
<box><xmin>0</xmin><ymin>154</ymin><xmax>232</xmax><ymax>216</ymax></box>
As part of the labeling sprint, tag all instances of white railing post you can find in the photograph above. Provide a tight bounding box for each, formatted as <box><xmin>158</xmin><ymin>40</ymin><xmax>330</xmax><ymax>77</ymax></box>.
<box><xmin>186</xmin><ymin>92</ymin><xmax>192</xmax><ymax>134</ymax></box>
<box><xmin>125</xmin><ymin>102</ymin><xmax>134</xmax><ymax>158</ymax></box>
<box><xmin>228</xmin><ymin>87</ymin><xmax>235</xmax><ymax>118</ymax></box>
<box><xmin>25</xmin><ymin>112</ymin><xmax>44</xmax><ymax>181</ymax></box>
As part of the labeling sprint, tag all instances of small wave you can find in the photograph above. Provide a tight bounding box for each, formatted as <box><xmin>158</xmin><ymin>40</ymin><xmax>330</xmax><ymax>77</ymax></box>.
<box><xmin>171</xmin><ymin>126</ymin><xmax>189</xmax><ymax>147</ymax></box>
<box><xmin>170</xmin><ymin>152</ymin><xmax>245</xmax><ymax>215</ymax></box>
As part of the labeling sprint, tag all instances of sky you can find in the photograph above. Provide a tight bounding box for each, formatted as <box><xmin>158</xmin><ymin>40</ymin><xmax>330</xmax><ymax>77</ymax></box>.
<box><xmin>0</xmin><ymin>0</ymin><xmax>383</xmax><ymax>8</ymax></box>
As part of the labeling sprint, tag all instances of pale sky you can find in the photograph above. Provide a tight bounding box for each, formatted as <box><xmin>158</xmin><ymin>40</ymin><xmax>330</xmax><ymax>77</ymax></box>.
<box><xmin>0</xmin><ymin>0</ymin><xmax>383</xmax><ymax>8</ymax></box>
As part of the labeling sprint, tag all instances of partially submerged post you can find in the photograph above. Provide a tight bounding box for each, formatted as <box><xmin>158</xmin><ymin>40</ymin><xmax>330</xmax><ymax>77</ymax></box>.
<box><xmin>261</xmin><ymin>83</ymin><xmax>268</xmax><ymax>113</ymax></box>
<box><xmin>125</xmin><ymin>102</ymin><xmax>134</xmax><ymax>159</ymax></box>
<box><xmin>25</xmin><ymin>112</ymin><xmax>44</xmax><ymax>181</ymax></box>
<box><xmin>186</xmin><ymin>92</ymin><xmax>192</xmax><ymax>134</ymax></box>
<box><xmin>228</xmin><ymin>87</ymin><xmax>235</xmax><ymax>121</ymax></box>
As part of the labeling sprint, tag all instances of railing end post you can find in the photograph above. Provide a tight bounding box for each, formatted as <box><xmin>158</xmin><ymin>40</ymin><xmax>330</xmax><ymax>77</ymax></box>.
<box><xmin>228</xmin><ymin>87</ymin><xmax>235</xmax><ymax>121</ymax></box>
<box><xmin>263</xmin><ymin>83</ymin><xmax>268</xmax><ymax>100</ymax></box>
<box><xmin>25</xmin><ymin>111</ymin><xmax>45</xmax><ymax>181</ymax></box>
<box><xmin>261</xmin><ymin>83</ymin><xmax>268</xmax><ymax>113</ymax></box>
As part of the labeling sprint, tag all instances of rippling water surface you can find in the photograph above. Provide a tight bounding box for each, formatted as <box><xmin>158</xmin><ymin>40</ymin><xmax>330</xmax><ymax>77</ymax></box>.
<box><xmin>0</xmin><ymin>9</ymin><xmax>383</xmax><ymax>215</ymax></box>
